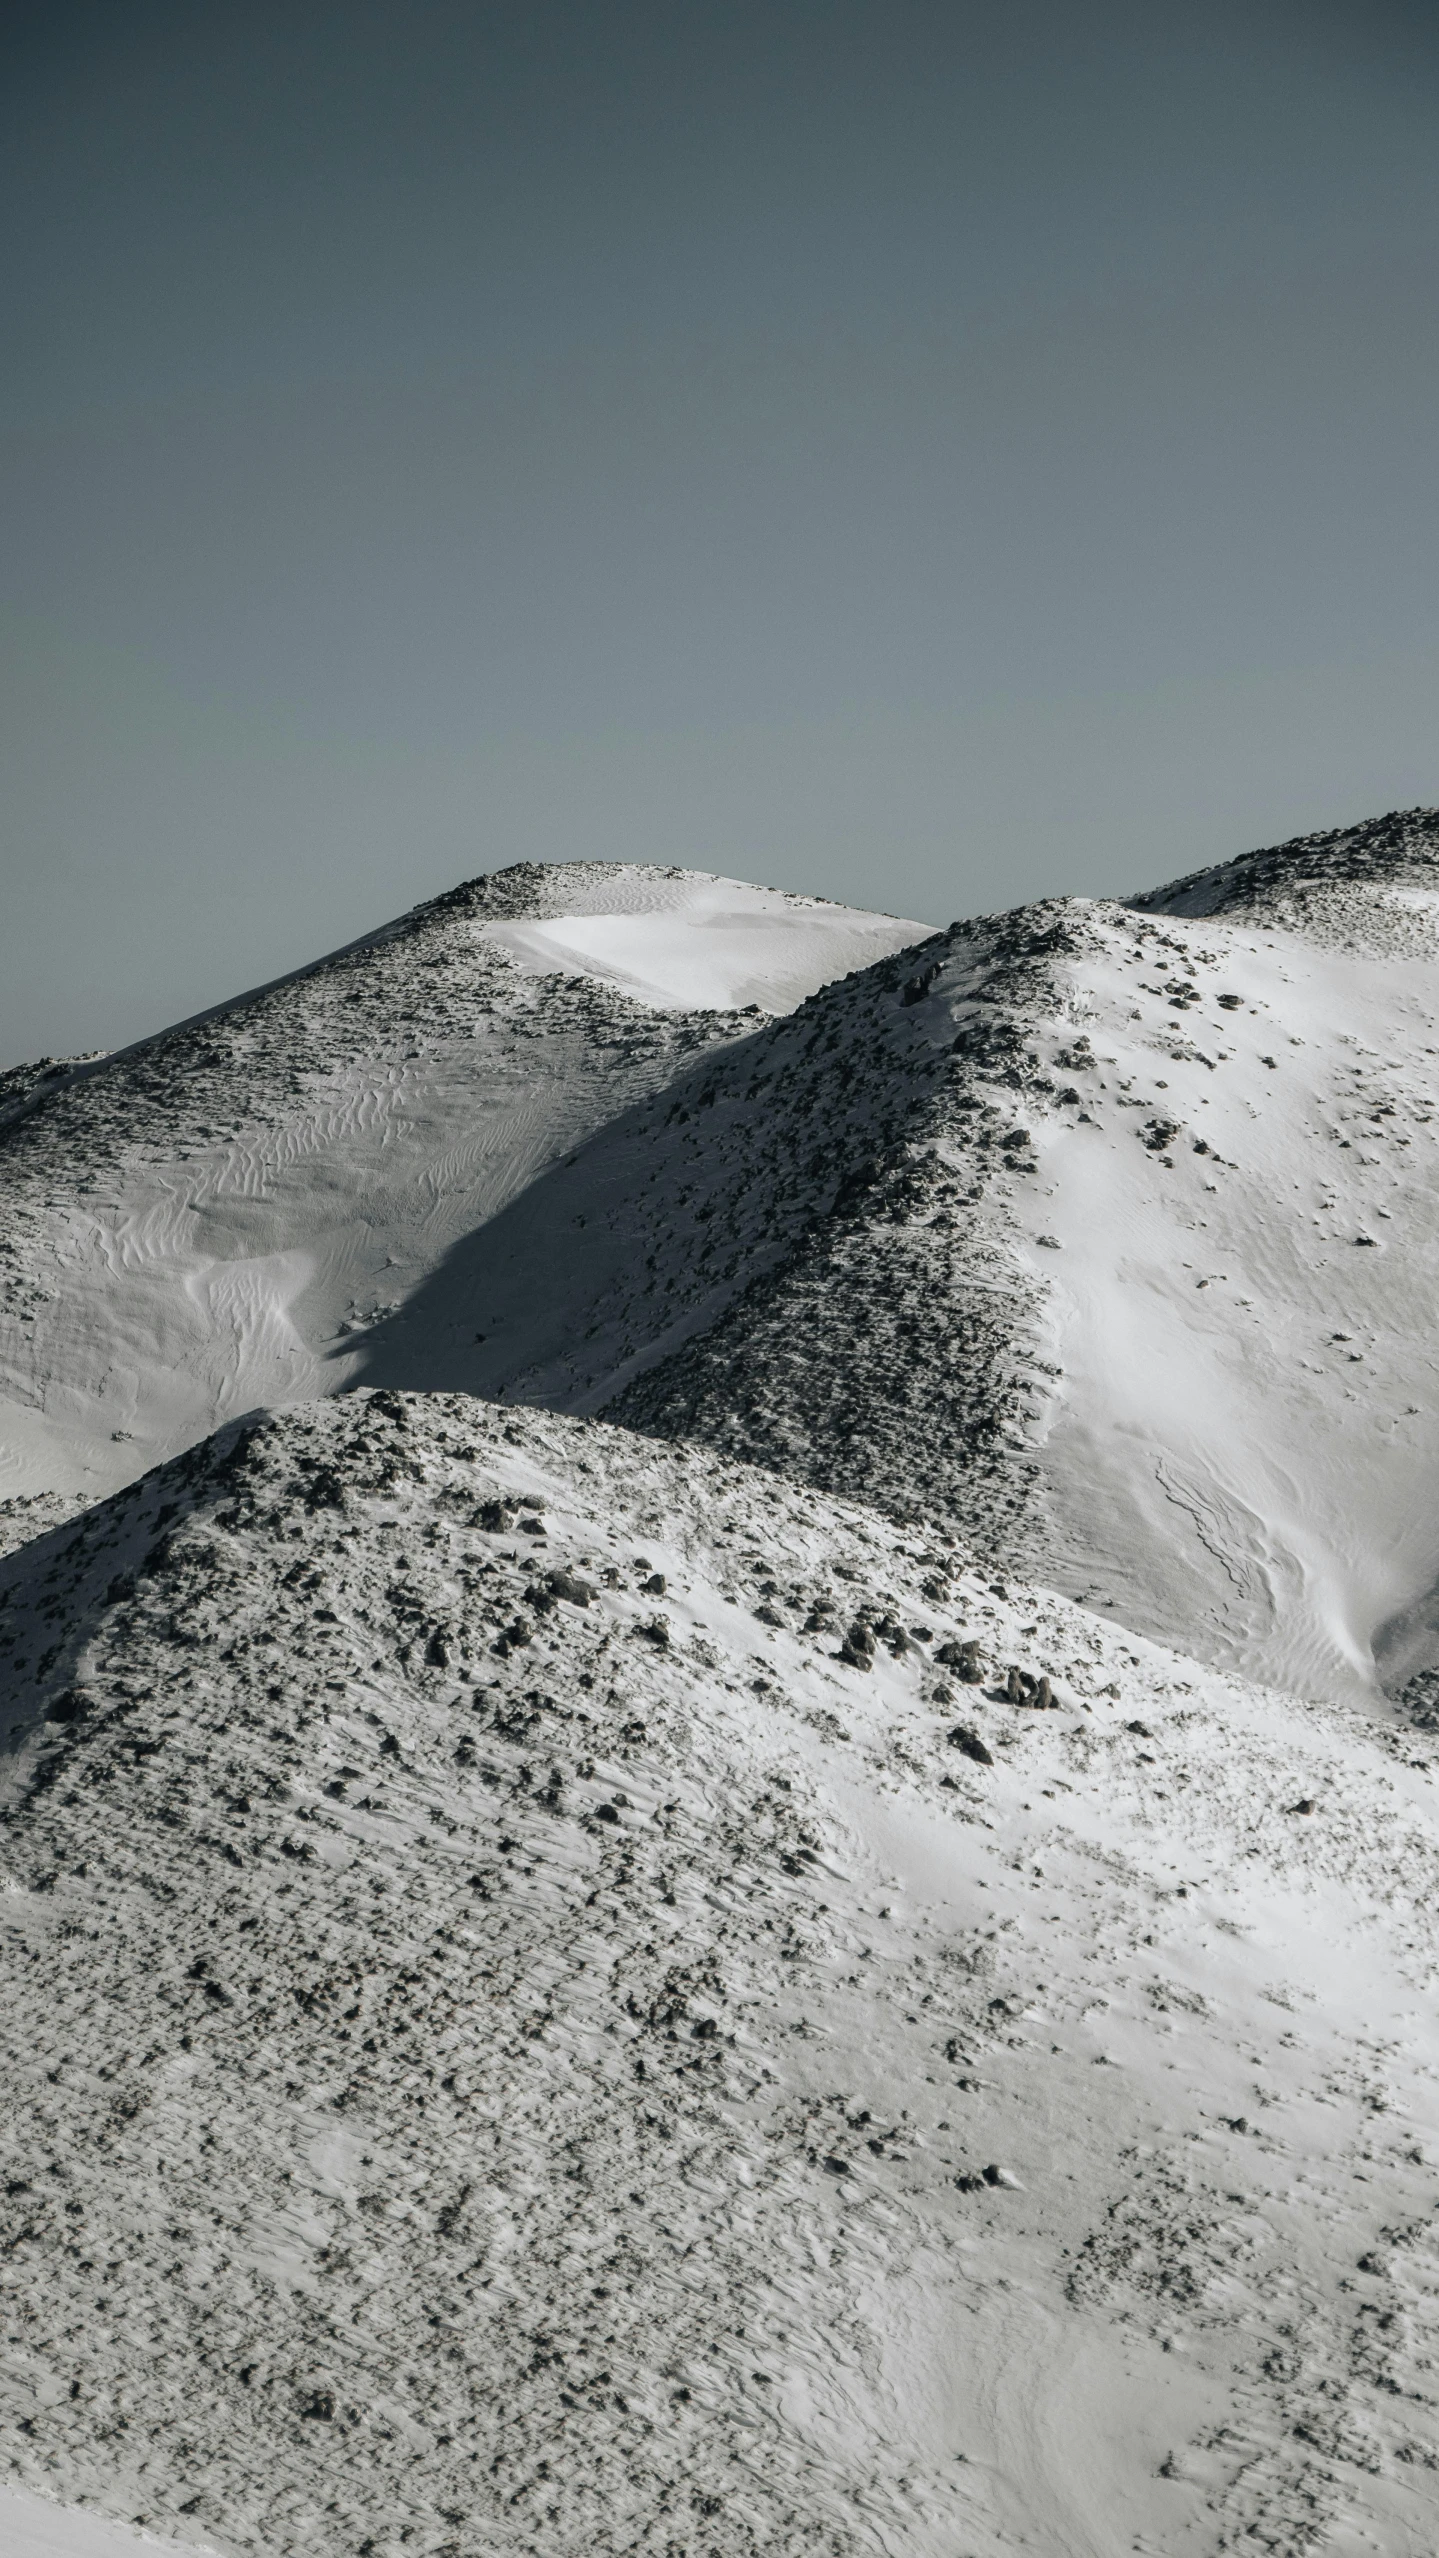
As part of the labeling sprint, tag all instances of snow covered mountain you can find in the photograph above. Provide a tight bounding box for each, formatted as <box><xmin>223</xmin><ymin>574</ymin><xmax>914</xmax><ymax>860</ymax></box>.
<box><xmin>332</xmin><ymin>807</ymin><xmax>1439</xmax><ymax>1711</ymax></box>
<box><xmin>0</xmin><ymin>867</ymin><xmax>923</xmax><ymax>1540</ymax></box>
<box><xmin>613</xmin><ymin>806</ymin><xmax>1439</xmax><ymax>1710</ymax></box>
<box><xmin>14</xmin><ymin>813</ymin><xmax>1439</xmax><ymax>1715</ymax></box>
<box><xmin>6</xmin><ymin>809</ymin><xmax>1439</xmax><ymax>2558</ymax></box>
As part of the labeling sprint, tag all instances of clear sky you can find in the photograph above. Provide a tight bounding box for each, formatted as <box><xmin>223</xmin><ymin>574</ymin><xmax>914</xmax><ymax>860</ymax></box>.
<box><xmin>3</xmin><ymin>0</ymin><xmax>1438</xmax><ymax>1066</ymax></box>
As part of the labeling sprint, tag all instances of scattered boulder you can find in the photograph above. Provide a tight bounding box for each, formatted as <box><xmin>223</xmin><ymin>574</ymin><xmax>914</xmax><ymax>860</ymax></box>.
<box><xmin>936</xmin><ymin>1637</ymin><xmax>983</xmax><ymax>1681</ymax></box>
<box><xmin>948</xmin><ymin>1726</ymin><xmax>993</xmax><ymax>1765</ymax></box>
<box><xmin>43</xmin><ymin>1688</ymin><xmax>91</xmax><ymax>1726</ymax></box>
<box><xmin>900</xmin><ymin>963</ymin><xmax>941</xmax><ymax>1007</ymax></box>
<box><xmin>547</xmin><ymin>1569</ymin><xmax>596</xmax><ymax>1606</ymax></box>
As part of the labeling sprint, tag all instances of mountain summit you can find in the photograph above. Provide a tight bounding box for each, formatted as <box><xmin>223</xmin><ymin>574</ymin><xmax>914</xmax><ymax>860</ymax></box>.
<box><xmin>0</xmin><ymin>866</ymin><xmax>923</xmax><ymax>1536</ymax></box>
<box><xmin>595</xmin><ymin>807</ymin><xmax>1439</xmax><ymax>1705</ymax></box>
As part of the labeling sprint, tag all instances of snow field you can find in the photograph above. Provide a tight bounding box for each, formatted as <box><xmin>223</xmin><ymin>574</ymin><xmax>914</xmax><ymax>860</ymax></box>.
<box><xmin>476</xmin><ymin>873</ymin><xmax>925</xmax><ymax>1016</ymax></box>
<box><xmin>3</xmin><ymin>1392</ymin><xmax>1439</xmax><ymax>2554</ymax></box>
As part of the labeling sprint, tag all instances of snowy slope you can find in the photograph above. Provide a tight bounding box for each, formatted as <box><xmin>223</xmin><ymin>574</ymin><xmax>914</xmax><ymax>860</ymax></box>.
<box><xmin>0</xmin><ymin>2485</ymin><xmax>207</xmax><ymax>2558</ymax></box>
<box><xmin>1012</xmin><ymin>846</ymin><xmax>1439</xmax><ymax>1707</ymax></box>
<box><xmin>4</xmin><ymin>1393</ymin><xmax>1439</xmax><ymax>2557</ymax></box>
<box><xmin>8</xmin><ymin>814</ymin><xmax>1439</xmax><ymax>2558</ymax></box>
<box><xmin>0</xmin><ymin>867</ymin><xmax>922</xmax><ymax>1536</ymax></box>
<box><xmin>349</xmin><ymin>927</ymin><xmax>966</xmax><ymax>1421</ymax></box>
<box><xmin>10</xmin><ymin>814</ymin><xmax>1439</xmax><ymax>1714</ymax></box>
<box><xmin>476</xmin><ymin>869</ymin><xmax>923</xmax><ymax>1015</ymax></box>
<box><xmin>596</xmin><ymin>810</ymin><xmax>1439</xmax><ymax>1708</ymax></box>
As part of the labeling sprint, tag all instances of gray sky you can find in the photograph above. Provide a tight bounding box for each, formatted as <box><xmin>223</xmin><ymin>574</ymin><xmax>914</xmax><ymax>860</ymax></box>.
<box><xmin>3</xmin><ymin>0</ymin><xmax>1438</xmax><ymax>1067</ymax></box>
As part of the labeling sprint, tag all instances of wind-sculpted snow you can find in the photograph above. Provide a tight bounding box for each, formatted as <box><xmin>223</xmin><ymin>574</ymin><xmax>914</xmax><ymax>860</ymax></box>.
<box><xmin>0</xmin><ymin>866</ymin><xmax>921</xmax><ymax>1524</ymax></box>
<box><xmin>5</xmin><ymin>1393</ymin><xmax>1439</xmax><ymax>2556</ymax></box>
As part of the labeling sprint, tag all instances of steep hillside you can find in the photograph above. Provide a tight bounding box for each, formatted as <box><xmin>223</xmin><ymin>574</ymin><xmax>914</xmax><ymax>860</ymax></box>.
<box><xmin>350</xmin><ymin>917</ymin><xmax>1027</xmax><ymax>1480</ymax></box>
<box><xmin>587</xmin><ymin>812</ymin><xmax>1439</xmax><ymax>1707</ymax></box>
<box><xmin>4</xmin><ymin>1393</ymin><xmax>1439</xmax><ymax>2557</ymax></box>
<box><xmin>0</xmin><ymin>868</ymin><xmax>921</xmax><ymax>1534</ymax></box>
<box><xmin>10</xmin><ymin>814</ymin><xmax>1439</xmax><ymax>1711</ymax></box>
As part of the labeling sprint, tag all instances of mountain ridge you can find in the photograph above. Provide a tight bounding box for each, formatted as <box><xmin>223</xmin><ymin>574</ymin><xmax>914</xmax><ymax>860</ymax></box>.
<box><xmin>10</xmin><ymin>813</ymin><xmax>1439</xmax><ymax>1692</ymax></box>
